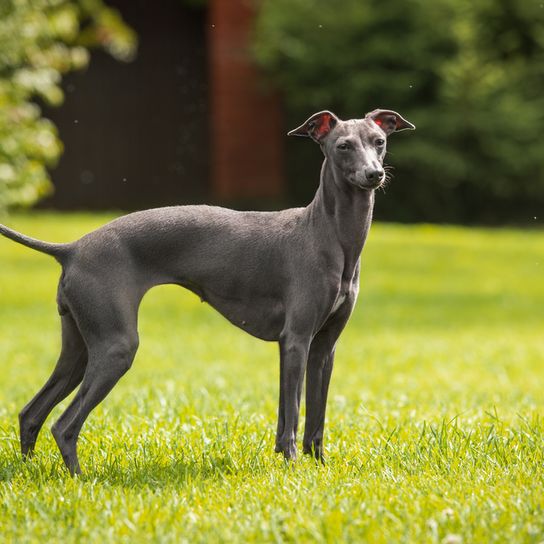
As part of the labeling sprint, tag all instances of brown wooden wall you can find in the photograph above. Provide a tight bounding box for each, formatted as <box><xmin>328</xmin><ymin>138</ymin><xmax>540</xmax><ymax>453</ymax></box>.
<box><xmin>208</xmin><ymin>0</ymin><xmax>284</xmax><ymax>202</ymax></box>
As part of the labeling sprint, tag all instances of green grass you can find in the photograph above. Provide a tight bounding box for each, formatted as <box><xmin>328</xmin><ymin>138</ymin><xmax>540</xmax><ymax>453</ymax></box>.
<box><xmin>0</xmin><ymin>212</ymin><xmax>543</xmax><ymax>543</ymax></box>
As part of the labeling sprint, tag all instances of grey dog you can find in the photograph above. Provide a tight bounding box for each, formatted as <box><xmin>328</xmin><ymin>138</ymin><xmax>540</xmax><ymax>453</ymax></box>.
<box><xmin>0</xmin><ymin>108</ymin><xmax>414</xmax><ymax>475</ymax></box>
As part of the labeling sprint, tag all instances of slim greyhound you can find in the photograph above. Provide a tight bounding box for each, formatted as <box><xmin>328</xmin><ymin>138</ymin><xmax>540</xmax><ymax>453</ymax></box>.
<box><xmin>0</xmin><ymin>109</ymin><xmax>414</xmax><ymax>475</ymax></box>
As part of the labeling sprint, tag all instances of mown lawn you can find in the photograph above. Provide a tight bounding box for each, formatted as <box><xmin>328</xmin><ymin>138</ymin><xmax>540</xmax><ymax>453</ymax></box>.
<box><xmin>0</xmin><ymin>212</ymin><xmax>543</xmax><ymax>543</ymax></box>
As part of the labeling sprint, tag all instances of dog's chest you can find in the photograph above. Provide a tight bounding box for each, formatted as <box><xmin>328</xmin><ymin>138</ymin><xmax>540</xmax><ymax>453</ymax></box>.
<box><xmin>328</xmin><ymin>261</ymin><xmax>360</xmax><ymax>315</ymax></box>
<box><xmin>331</xmin><ymin>291</ymin><xmax>347</xmax><ymax>313</ymax></box>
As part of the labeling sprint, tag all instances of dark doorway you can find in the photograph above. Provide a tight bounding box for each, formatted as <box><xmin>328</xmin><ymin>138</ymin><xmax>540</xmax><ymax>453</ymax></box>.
<box><xmin>42</xmin><ymin>0</ymin><xmax>209</xmax><ymax>211</ymax></box>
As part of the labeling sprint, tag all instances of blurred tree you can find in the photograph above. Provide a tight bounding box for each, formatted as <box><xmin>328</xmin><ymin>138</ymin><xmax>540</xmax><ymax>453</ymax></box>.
<box><xmin>254</xmin><ymin>0</ymin><xmax>544</xmax><ymax>223</ymax></box>
<box><xmin>0</xmin><ymin>0</ymin><xmax>136</xmax><ymax>213</ymax></box>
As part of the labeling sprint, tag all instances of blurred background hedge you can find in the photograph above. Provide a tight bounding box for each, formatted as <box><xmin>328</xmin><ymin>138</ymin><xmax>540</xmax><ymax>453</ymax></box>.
<box><xmin>254</xmin><ymin>0</ymin><xmax>544</xmax><ymax>224</ymax></box>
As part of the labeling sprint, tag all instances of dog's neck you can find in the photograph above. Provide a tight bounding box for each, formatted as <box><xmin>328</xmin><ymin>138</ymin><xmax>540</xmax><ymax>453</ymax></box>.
<box><xmin>305</xmin><ymin>158</ymin><xmax>375</xmax><ymax>278</ymax></box>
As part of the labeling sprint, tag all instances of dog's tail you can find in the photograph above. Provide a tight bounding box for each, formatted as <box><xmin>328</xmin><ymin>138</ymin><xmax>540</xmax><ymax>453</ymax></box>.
<box><xmin>0</xmin><ymin>223</ymin><xmax>72</xmax><ymax>263</ymax></box>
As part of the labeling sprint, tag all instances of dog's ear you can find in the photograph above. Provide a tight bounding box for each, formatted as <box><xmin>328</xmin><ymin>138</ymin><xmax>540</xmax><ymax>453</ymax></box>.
<box><xmin>365</xmin><ymin>109</ymin><xmax>415</xmax><ymax>135</ymax></box>
<box><xmin>288</xmin><ymin>111</ymin><xmax>339</xmax><ymax>142</ymax></box>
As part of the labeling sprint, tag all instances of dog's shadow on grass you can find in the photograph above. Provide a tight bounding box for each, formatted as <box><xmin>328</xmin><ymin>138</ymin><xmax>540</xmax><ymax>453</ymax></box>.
<box><xmin>1</xmin><ymin>446</ymin><xmax>287</xmax><ymax>489</ymax></box>
<box><xmin>0</xmin><ymin>427</ymin><xmax>319</xmax><ymax>488</ymax></box>
<box><xmin>85</xmin><ymin>454</ymin><xmax>268</xmax><ymax>489</ymax></box>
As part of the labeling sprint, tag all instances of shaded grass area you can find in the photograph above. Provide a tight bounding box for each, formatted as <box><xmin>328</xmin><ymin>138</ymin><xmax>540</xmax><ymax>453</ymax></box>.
<box><xmin>0</xmin><ymin>212</ymin><xmax>543</xmax><ymax>542</ymax></box>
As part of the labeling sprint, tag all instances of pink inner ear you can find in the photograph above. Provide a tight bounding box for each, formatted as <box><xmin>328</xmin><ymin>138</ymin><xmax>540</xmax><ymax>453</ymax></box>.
<box><xmin>315</xmin><ymin>114</ymin><xmax>332</xmax><ymax>138</ymax></box>
<box><xmin>374</xmin><ymin>119</ymin><xmax>383</xmax><ymax>127</ymax></box>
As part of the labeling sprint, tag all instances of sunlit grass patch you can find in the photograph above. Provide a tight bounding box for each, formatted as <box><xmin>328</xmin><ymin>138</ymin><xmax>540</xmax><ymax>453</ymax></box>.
<box><xmin>0</xmin><ymin>212</ymin><xmax>543</xmax><ymax>542</ymax></box>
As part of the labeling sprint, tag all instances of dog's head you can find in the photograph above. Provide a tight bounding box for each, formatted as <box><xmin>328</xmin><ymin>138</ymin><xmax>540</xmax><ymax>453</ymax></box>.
<box><xmin>288</xmin><ymin>109</ymin><xmax>415</xmax><ymax>190</ymax></box>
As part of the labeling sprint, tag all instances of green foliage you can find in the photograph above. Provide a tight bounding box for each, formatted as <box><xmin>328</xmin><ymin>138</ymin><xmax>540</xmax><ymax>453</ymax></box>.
<box><xmin>1</xmin><ymin>213</ymin><xmax>543</xmax><ymax>541</ymax></box>
<box><xmin>0</xmin><ymin>0</ymin><xmax>136</xmax><ymax>212</ymax></box>
<box><xmin>254</xmin><ymin>0</ymin><xmax>544</xmax><ymax>223</ymax></box>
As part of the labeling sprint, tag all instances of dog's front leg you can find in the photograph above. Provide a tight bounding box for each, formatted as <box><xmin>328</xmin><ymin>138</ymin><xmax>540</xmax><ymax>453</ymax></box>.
<box><xmin>303</xmin><ymin>342</ymin><xmax>335</xmax><ymax>463</ymax></box>
<box><xmin>275</xmin><ymin>334</ymin><xmax>309</xmax><ymax>461</ymax></box>
<box><xmin>303</xmin><ymin>296</ymin><xmax>356</xmax><ymax>462</ymax></box>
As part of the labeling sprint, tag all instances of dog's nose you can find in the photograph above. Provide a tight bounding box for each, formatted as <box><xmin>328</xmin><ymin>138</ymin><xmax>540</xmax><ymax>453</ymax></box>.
<box><xmin>365</xmin><ymin>168</ymin><xmax>385</xmax><ymax>183</ymax></box>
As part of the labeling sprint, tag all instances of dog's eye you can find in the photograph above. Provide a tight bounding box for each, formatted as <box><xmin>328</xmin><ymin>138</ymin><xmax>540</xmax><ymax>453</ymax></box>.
<box><xmin>337</xmin><ymin>142</ymin><xmax>350</xmax><ymax>150</ymax></box>
<box><xmin>375</xmin><ymin>138</ymin><xmax>385</xmax><ymax>147</ymax></box>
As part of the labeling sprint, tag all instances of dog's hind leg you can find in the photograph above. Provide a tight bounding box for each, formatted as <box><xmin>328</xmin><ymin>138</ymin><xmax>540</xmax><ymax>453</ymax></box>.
<box><xmin>49</xmin><ymin>283</ymin><xmax>141</xmax><ymax>475</ymax></box>
<box><xmin>19</xmin><ymin>312</ymin><xmax>88</xmax><ymax>457</ymax></box>
<box><xmin>51</xmin><ymin>330</ymin><xmax>139</xmax><ymax>475</ymax></box>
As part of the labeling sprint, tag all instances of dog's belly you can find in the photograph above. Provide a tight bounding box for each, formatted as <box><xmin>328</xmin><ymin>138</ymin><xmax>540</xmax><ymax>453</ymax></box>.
<box><xmin>201</xmin><ymin>289</ymin><xmax>284</xmax><ymax>342</ymax></box>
